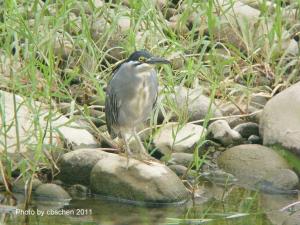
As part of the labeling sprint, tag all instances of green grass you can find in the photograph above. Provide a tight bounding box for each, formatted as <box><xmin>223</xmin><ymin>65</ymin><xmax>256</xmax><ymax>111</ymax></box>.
<box><xmin>0</xmin><ymin>0</ymin><xmax>299</xmax><ymax>223</ymax></box>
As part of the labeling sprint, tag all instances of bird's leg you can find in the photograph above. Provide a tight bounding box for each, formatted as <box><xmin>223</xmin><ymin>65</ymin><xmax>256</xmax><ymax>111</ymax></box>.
<box><xmin>133</xmin><ymin>128</ymin><xmax>150</xmax><ymax>160</ymax></box>
<box><xmin>121</xmin><ymin>132</ymin><xmax>133</xmax><ymax>169</ymax></box>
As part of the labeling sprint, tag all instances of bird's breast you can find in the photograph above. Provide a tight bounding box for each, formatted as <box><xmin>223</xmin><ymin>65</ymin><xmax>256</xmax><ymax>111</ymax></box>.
<box><xmin>118</xmin><ymin>70</ymin><xmax>157</xmax><ymax>127</ymax></box>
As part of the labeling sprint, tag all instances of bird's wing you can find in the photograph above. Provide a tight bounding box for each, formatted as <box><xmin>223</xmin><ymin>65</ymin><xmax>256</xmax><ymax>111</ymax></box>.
<box><xmin>105</xmin><ymin>85</ymin><xmax>119</xmax><ymax>138</ymax></box>
<box><xmin>150</xmin><ymin>70</ymin><xmax>159</xmax><ymax>109</ymax></box>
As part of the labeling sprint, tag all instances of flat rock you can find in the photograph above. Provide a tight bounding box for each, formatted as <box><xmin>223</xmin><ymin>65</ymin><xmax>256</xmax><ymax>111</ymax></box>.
<box><xmin>208</xmin><ymin>120</ymin><xmax>242</xmax><ymax>146</ymax></box>
<box><xmin>154</xmin><ymin>123</ymin><xmax>206</xmax><ymax>155</ymax></box>
<box><xmin>260</xmin><ymin>81</ymin><xmax>300</xmax><ymax>156</ymax></box>
<box><xmin>217</xmin><ymin>144</ymin><xmax>299</xmax><ymax>192</ymax></box>
<box><xmin>0</xmin><ymin>91</ymin><xmax>98</xmax><ymax>156</ymax></box>
<box><xmin>90</xmin><ymin>153</ymin><xmax>189</xmax><ymax>203</ymax></box>
<box><xmin>57</xmin><ymin>148</ymin><xmax>109</xmax><ymax>185</ymax></box>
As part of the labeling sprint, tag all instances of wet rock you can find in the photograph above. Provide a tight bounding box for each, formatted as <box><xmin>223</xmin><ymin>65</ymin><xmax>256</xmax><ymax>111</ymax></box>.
<box><xmin>218</xmin><ymin>144</ymin><xmax>299</xmax><ymax>192</ymax></box>
<box><xmin>169</xmin><ymin>153</ymin><xmax>193</xmax><ymax>167</ymax></box>
<box><xmin>248</xmin><ymin>135</ymin><xmax>262</xmax><ymax>144</ymax></box>
<box><xmin>34</xmin><ymin>183</ymin><xmax>71</xmax><ymax>201</ymax></box>
<box><xmin>13</xmin><ymin>178</ymin><xmax>42</xmax><ymax>193</ymax></box>
<box><xmin>257</xmin><ymin>169</ymin><xmax>299</xmax><ymax>192</ymax></box>
<box><xmin>67</xmin><ymin>184</ymin><xmax>89</xmax><ymax>198</ymax></box>
<box><xmin>233</xmin><ymin>122</ymin><xmax>259</xmax><ymax>138</ymax></box>
<box><xmin>259</xmin><ymin>81</ymin><xmax>300</xmax><ymax>156</ymax></box>
<box><xmin>90</xmin><ymin>153</ymin><xmax>189</xmax><ymax>203</ymax></box>
<box><xmin>201</xmin><ymin>170</ymin><xmax>238</xmax><ymax>186</ymax></box>
<box><xmin>163</xmin><ymin>86</ymin><xmax>222</xmax><ymax>122</ymax></box>
<box><xmin>58</xmin><ymin>148</ymin><xmax>109</xmax><ymax>185</ymax></box>
<box><xmin>0</xmin><ymin>91</ymin><xmax>98</xmax><ymax>156</ymax></box>
<box><xmin>168</xmin><ymin>164</ymin><xmax>188</xmax><ymax>177</ymax></box>
<box><xmin>153</xmin><ymin>123</ymin><xmax>206</xmax><ymax>155</ymax></box>
<box><xmin>207</xmin><ymin>120</ymin><xmax>242</xmax><ymax>146</ymax></box>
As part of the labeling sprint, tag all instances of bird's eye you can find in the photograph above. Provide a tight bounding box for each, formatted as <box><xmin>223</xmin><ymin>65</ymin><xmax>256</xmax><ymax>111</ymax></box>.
<box><xmin>138</xmin><ymin>56</ymin><xmax>146</xmax><ymax>62</ymax></box>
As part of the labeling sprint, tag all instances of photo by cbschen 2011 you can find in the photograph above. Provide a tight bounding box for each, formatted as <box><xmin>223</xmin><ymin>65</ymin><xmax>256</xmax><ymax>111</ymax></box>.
<box><xmin>0</xmin><ymin>0</ymin><xmax>300</xmax><ymax>225</ymax></box>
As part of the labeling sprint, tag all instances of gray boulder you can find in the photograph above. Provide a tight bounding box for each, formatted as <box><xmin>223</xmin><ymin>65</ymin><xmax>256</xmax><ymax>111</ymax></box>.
<box><xmin>90</xmin><ymin>153</ymin><xmax>189</xmax><ymax>203</ymax></box>
<box><xmin>218</xmin><ymin>144</ymin><xmax>299</xmax><ymax>192</ymax></box>
<box><xmin>260</xmin><ymin>81</ymin><xmax>300</xmax><ymax>156</ymax></box>
<box><xmin>154</xmin><ymin>123</ymin><xmax>206</xmax><ymax>155</ymax></box>
<box><xmin>58</xmin><ymin>148</ymin><xmax>109</xmax><ymax>185</ymax></box>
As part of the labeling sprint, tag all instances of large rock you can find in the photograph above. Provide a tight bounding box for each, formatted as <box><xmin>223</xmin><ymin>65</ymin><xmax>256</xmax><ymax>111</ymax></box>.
<box><xmin>218</xmin><ymin>145</ymin><xmax>299</xmax><ymax>192</ymax></box>
<box><xmin>0</xmin><ymin>91</ymin><xmax>98</xmax><ymax>156</ymax></box>
<box><xmin>154</xmin><ymin>123</ymin><xmax>206</xmax><ymax>155</ymax></box>
<box><xmin>58</xmin><ymin>148</ymin><xmax>109</xmax><ymax>185</ymax></box>
<box><xmin>90</xmin><ymin>153</ymin><xmax>189</xmax><ymax>203</ymax></box>
<box><xmin>259</xmin><ymin>82</ymin><xmax>300</xmax><ymax>156</ymax></box>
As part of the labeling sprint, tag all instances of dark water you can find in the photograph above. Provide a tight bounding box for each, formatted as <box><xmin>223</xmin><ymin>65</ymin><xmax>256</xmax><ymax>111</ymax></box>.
<box><xmin>1</xmin><ymin>183</ymin><xmax>297</xmax><ymax>225</ymax></box>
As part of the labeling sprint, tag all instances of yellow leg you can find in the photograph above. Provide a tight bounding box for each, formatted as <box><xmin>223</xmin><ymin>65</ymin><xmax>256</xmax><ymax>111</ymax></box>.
<box><xmin>133</xmin><ymin>129</ymin><xmax>149</xmax><ymax>160</ymax></box>
<box><xmin>121</xmin><ymin>132</ymin><xmax>133</xmax><ymax>169</ymax></box>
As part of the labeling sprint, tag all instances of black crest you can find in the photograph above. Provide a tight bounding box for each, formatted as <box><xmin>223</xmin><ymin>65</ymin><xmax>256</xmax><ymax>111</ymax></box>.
<box><xmin>112</xmin><ymin>50</ymin><xmax>152</xmax><ymax>73</ymax></box>
<box><xmin>126</xmin><ymin>50</ymin><xmax>152</xmax><ymax>62</ymax></box>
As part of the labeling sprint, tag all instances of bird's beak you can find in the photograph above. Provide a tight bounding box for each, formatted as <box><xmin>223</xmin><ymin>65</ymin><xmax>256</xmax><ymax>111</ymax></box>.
<box><xmin>146</xmin><ymin>57</ymin><xmax>170</xmax><ymax>65</ymax></box>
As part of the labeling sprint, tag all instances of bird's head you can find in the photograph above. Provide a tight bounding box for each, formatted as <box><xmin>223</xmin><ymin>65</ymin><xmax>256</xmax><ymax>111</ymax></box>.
<box><xmin>126</xmin><ymin>50</ymin><xmax>170</xmax><ymax>72</ymax></box>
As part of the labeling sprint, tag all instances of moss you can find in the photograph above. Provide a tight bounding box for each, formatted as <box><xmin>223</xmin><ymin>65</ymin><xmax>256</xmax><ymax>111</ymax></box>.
<box><xmin>271</xmin><ymin>144</ymin><xmax>300</xmax><ymax>175</ymax></box>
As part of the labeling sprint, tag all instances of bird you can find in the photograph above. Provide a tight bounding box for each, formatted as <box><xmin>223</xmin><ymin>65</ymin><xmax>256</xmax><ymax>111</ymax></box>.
<box><xmin>105</xmin><ymin>50</ymin><xmax>170</xmax><ymax>163</ymax></box>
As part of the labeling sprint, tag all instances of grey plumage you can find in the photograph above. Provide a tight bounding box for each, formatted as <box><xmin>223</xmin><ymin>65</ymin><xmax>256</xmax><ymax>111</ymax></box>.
<box><xmin>105</xmin><ymin>61</ymin><xmax>158</xmax><ymax>138</ymax></box>
<box><xmin>105</xmin><ymin>50</ymin><xmax>170</xmax><ymax>160</ymax></box>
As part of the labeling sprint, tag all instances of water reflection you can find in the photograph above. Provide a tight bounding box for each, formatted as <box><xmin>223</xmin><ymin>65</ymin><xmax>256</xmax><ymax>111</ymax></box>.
<box><xmin>0</xmin><ymin>184</ymin><xmax>299</xmax><ymax>225</ymax></box>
